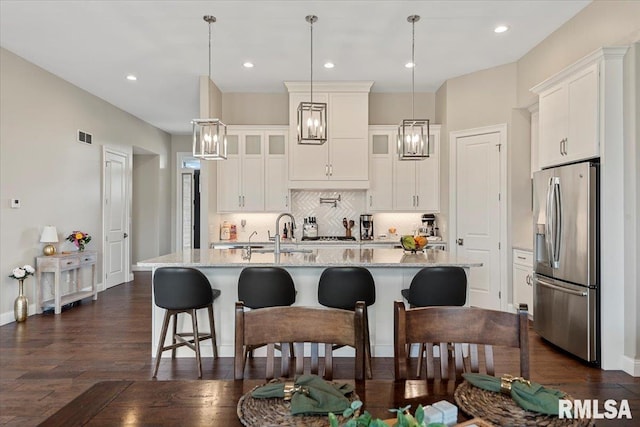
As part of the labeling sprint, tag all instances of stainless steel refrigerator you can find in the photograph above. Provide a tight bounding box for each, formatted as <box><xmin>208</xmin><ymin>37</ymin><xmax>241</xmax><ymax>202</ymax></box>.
<box><xmin>532</xmin><ymin>161</ymin><xmax>599</xmax><ymax>363</ymax></box>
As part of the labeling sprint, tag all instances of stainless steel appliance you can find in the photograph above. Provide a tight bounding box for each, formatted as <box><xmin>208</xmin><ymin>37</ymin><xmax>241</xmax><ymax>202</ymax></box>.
<box><xmin>360</xmin><ymin>214</ymin><xmax>374</xmax><ymax>241</ymax></box>
<box><xmin>532</xmin><ymin>161</ymin><xmax>599</xmax><ymax>363</ymax></box>
<box><xmin>419</xmin><ymin>214</ymin><xmax>436</xmax><ymax>237</ymax></box>
<box><xmin>302</xmin><ymin>217</ymin><xmax>318</xmax><ymax>239</ymax></box>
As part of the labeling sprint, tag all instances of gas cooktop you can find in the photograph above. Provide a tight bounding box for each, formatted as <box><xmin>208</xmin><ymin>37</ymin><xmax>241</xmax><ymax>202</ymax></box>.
<box><xmin>301</xmin><ymin>236</ymin><xmax>357</xmax><ymax>241</ymax></box>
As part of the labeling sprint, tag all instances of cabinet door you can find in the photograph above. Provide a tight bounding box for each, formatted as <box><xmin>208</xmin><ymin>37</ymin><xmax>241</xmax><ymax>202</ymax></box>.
<box><xmin>513</xmin><ymin>263</ymin><xmax>534</xmax><ymax>317</ymax></box>
<box><xmin>265</xmin><ymin>132</ymin><xmax>289</xmax><ymax>211</ymax></box>
<box><xmin>241</xmin><ymin>133</ymin><xmax>264</xmax><ymax>211</ymax></box>
<box><xmin>217</xmin><ymin>134</ymin><xmax>242</xmax><ymax>212</ymax></box>
<box><xmin>288</xmin><ymin>92</ymin><xmax>330</xmax><ymax>181</ymax></box>
<box><xmin>367</xmin><ymin>131</ymin><xmax>394</xmax><ymax>211</ymax></box>
<box><xmin>393</xmin><ymin>161</ymin><xmax>416</xmax><ymax>210</ymax></box>
<box><xmin>330</xmin><ymin>138</ymin><xmax>368</xmax><ymax>181</ymax></box>
<box><xmin>329</xmin><ymin>93</ymin><xmax>369</xmax><ymax>180</ymax></box>
<box><xmin>415</xmin><ymin>130</ymin><xmax>440</xmax><ymax>212</ymax></box>
<box><xmin>539</xmin><ymin>84</ymin><xmax>567</xmax><ymax>168</ymax></box>
<box><xmin>566</xmin><ymin>63</ymin><xmax>599</xmax><ymax>163</ymax></box>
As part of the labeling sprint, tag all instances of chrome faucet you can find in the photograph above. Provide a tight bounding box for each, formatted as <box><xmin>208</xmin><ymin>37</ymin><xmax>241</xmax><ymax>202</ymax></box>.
<box><xmin>274</xmin><ymin>213</ymin><xmax>296</xmax><ymax>255</ymax></box>
<box><xmin>248</xmin><ymin>231</ymin><xmax>258</xmax><ymax>243</ymax></box>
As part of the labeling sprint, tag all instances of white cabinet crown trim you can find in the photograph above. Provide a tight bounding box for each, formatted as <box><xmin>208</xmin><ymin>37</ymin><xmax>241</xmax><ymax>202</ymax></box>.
<box><xmin>530</xmin><ymin>46</ymin><xmax>628</xmax><ymax>94</ymax></box>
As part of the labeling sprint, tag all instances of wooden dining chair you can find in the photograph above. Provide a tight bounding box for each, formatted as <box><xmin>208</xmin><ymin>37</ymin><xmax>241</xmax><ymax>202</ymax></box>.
<box><xmin>394</xmin><ymin>301</ymin><xmax>530</xmax><ymax>381</ymax></box>
<box><xmin>234</xmin><ymin>301</ymin><xmax>365</xmax><ymax>381</ymax></box>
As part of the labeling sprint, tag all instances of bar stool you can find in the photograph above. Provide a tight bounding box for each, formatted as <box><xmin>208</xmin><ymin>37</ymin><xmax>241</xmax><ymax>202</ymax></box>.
<box><xmin>401</xmin><ymin>266</ymin><xmax>467</xmax><ymax>376</ymax></box>
<box><xmin>152</xmin><ymin>267</ymin><xmax>220</xmax><ymax>379</ymax></box>
<box><xmin>237</xmin><ymin>267</ymin><xmax>297</xmax><ymax>372</ymax></box>
<box><xmin>318</xmin><ymin>266</ymin><xmax>375</xmax><ymax>378</ymax></box>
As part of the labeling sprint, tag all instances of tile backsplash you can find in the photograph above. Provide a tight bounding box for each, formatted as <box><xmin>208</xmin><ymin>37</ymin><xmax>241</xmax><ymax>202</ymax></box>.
<box><xmin>214</xmin><ymin>190</ymin><xmax>440</xmax><ymax>242</ymax></box>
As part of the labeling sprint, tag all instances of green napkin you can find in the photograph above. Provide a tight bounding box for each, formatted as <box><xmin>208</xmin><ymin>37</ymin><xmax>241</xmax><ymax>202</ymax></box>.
<box><xmin>462</xmin><ymin>373</ymin><xmax>566</xmax><ymax>415</ymax></box>
<box><xmin>251</xmin><ymin>374</ymin><xmax>354</xmax><ymax>415</ymax></box>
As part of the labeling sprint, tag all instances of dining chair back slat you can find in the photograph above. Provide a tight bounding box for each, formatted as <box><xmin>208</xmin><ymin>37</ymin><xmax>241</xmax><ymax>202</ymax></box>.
<box><xmin>235</xmin><ymin>301</ymin><xmax>365</xmax><ymax>381</ymax></box>
<box><xmin>394</xmin><ymin>302</ymin><xmax>530</xmax><ymax>381</ymax></box>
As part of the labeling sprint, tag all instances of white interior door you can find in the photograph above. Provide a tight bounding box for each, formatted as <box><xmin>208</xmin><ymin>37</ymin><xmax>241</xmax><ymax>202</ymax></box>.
<box><xmin>455</xmin><ymin>131</ymin><xmax>502</xmax><ymax>309</ymax></box>
<box><xmin>104</xmin><ymin>149</ymin><xmax>128</xmax><ymax>288</ymax></box>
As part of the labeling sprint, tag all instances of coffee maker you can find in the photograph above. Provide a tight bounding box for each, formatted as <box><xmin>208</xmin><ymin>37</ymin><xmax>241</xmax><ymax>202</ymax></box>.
<box><xmin>360</xmin><ymin>214</ymin><xmax>374</xmax><ymax>240</ymax></box>
<box><xmin>420</xmin><ymin>214</ymin><xmax>436</xmax><ymax>237</ymax></box>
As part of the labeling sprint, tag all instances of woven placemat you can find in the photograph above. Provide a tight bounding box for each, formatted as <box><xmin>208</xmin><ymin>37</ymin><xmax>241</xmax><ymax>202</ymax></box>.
<box><xmin>454</xmin><ymin>380</ymin><xmax>594</xmax><ymax>427</ymax></box>
<box><xmin>237</xmin><ymin>382</ymin><xmax>360</xmax><ymax>427</ymax></box>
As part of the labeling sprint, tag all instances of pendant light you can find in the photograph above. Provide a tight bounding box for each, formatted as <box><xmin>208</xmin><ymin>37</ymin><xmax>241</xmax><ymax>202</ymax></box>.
<box><xmin>192</xmin><ymin>15</ymin><xmax>227</xmax><ymax>160</ymax></box>
<box><xmin>397</xmin><ymin>15</ymin><xmax>430</xmax><ymax>160</ymax></box>
<box><xmin>297</xmin><ymin>15</ymin><xmax>327</xmax><ymax>145</ymax></box>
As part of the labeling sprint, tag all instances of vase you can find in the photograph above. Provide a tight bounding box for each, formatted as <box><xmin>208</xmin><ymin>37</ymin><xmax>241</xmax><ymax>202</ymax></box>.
<box><xmin>14</xmin><ymin>279</ymin><xmax>28</xmax><ymax>322</ymax></box>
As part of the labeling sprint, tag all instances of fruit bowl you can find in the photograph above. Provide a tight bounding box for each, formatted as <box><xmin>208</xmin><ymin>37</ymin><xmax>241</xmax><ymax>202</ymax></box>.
<box><xmin>400</xmin><ymin>235</ymin><xmax>428</xmax><ymax>252</ymax></box>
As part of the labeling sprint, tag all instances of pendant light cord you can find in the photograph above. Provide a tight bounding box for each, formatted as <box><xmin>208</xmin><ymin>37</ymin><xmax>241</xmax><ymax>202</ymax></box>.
<box><xmin>411</xmin><ymin>17</ymin><xmax>415</xmax><ymax>120</ymax></box>
<box><xmin>208</xmin><ymin>20</ymin><xmax>212</xmax><ymax>80</ymax></box>
<box><xmin>310</xmin><ymin>18</ymin><xmax>314</xmax><ymax>104</ymax></box>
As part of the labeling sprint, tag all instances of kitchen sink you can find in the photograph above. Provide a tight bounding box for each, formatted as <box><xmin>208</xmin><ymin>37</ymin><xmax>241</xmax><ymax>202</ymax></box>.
<box><xmin>251</xmin><ymin>247</ymin><xmax>313</xmax><ymax>254</ymax></box>
<box><xmin>211</xmin><ymin>244</ymin><xmax>265</xmax><ymax>249</ymax></box>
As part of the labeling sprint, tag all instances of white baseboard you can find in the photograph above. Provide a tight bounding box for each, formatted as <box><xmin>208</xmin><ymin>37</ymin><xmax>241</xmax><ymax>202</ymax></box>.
<box><xmin>0</xmin><ymin>302</ymin><xmax>38</xmax><ymax>326</ymax></box>
<box><xmin>622</xmin><ymin>355</ymin><xmax>640</xmax><ymax>377</ymax></box>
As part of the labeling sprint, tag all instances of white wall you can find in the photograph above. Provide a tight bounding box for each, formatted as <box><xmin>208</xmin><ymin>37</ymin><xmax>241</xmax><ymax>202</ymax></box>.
<box><xmin>132</xmin><ymin>154</ymin><xmax>160</xmax><ymax>263</ymax></box>
<box><xmin>0</xmin><ymin>47</ymin><xmax>171</xmax><ymax>324</ymax></box>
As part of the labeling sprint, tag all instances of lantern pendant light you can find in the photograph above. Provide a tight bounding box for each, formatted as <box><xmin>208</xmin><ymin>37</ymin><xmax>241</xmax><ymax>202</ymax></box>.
<box><xmin>297</xmin><ymin>15</ymin><xmax>327</xmax><ymax>145</ymax></box>
<box><xmin>192</xmin><ymin>15</ymin><xmax>227</xmax><ymax>160</ymax></box>
<box><xmin>398</xmin><ymin>15</ymin><xmax>430</xmax><ymax>160</ymax></box>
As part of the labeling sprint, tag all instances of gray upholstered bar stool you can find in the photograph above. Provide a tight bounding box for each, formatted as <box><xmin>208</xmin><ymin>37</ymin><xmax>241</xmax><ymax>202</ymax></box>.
<box><xmin>318</xmin><ymin>266</ymin><xmax>376</xmax><ymax>378</ymax></box>
<box><xmin>237</xmin><ymin>266</ymin><xmax>297</xmax><ymax>372</ymax></box>
<box><xmin>152</xmin><ymin>267</ymin><xmax>220</xmax><ymax>379</ymax></box>
<box><xmin>401</xmin><ymin>266</ymin><xmax>467</xmax><ymax>376</ymax></box>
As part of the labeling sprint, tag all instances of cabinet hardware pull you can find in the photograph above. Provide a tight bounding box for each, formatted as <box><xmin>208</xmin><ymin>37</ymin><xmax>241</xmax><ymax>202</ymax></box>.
<box><xmin>369</xmin><ymin>195</ymin><xmax>372</xmax><ymax>207</ymax></box>
<box><xmin>416</xmin><ymin>195</ymin><xmax>419</xmax><ymax>206</ymax></box>
<box><xmin>325</xmin><ymin>165</ymin><xmax>328</xmax><ymax>176</ymax></box>
<box><xmin>242</xmin><ymin>196</ymin><xmax>245</xmax><ymax>207</ymax></box>
<box><xmin>457</xmin><ymin>238</ymin><xmax>464</xmax><ymax>246</ymax></box>
<box><xmin>563</xmin><ymin>138</ymin><xmax>568</xmax><ymax>155</ymax></box>
<box><xmin>238</xmin><ymin>196</ymin><xmax>242</xmax><ymax>207</ymax></box>
<box><xmin>329</xmin><ymin>165</ymin><xmax>333</xmax><ymax>176</ymax></box>
<box><xmin>285</xmin><ymin>195</ymin><xmax>288</xmax><ymax>207</ymax></box>
<box><xmin>517</xmin><ymin>256</ymin><xmax>526</xmax><ymax>260</ymax></box>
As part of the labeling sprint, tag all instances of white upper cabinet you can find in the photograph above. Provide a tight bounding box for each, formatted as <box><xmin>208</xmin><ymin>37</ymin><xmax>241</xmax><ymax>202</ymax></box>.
<box><xmin>532</xmin><ymin>47</ymin><xmax>627</xmax><ymax>169</ymax></box>
<box><xmin>366</xmin><ymin>126</ymin><xmax>395</xmax><ymax>211</ymax></box>
<box><xmin>393</xmin><ymin>126</ymin><xmax>440</xmax><ymax>212</ymax></box>
<box><xmin>285</xmin><ymin>82</ymin><xmax>373</xmax><ymax>189</ymax></box>
<box><xmin>217</xmin><ymin>126</ymin><xmax>289</xmax><ymax>212</ymax></box>
<box><xmin>537</xmin><ymin>63</ymin><xmax>598</xmax><ymax>168</ymax></box>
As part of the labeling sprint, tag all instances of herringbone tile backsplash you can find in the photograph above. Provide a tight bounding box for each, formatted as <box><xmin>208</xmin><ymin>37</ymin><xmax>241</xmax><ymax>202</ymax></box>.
<box><xmin>291</xmin><ymin>190</ymin><xmax>365</xmax><ymax>237</ymax></box>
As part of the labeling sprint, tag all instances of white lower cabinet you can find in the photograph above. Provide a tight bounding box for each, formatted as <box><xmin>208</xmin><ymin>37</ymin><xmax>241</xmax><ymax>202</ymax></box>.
<box><xmin>512</xmin><ymin>249</ymin><xmax>533</xmax><ymax>318</ymax></box>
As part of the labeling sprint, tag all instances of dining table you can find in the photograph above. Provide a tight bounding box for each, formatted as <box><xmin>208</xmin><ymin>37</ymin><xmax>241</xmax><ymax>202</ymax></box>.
<box><xmin>39</xmin><ymin>378</ymin><xmax>477</xmax><ymax>426</ymax></box>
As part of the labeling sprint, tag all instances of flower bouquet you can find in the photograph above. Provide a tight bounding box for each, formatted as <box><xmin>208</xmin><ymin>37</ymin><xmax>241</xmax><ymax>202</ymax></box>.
<box><xmin>67</xmin><ymin>231</ymin><xmax>91</xmax><ymax>251</ymax></box>
<box><xmin>9</xmin><ymin>265</ymin><xmax>35</xmax><ymax>281</ymax></box>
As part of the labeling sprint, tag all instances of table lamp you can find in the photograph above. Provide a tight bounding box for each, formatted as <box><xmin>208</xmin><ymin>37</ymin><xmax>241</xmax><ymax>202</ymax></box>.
<box><xmin>40</xmin><ymin>226</ymin><xmax>59</xmax><ymax>256</ymax></box>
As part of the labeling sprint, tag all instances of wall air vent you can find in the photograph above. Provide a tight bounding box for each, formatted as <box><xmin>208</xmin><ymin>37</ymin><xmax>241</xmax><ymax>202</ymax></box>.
<box><xmin>77</xmin><ymin>130</ymin><xmax>93</xmax><ymax>145</ymax></box>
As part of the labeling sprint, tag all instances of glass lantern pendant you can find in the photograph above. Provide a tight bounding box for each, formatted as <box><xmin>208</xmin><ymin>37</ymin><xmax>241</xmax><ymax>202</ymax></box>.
<box><xmin>192</xmin><ymin>118</ymin><xmax>227</xmax><ymax>160</ymax></box>
<box><xmin>192</xmin><ymin>15</ymin><xmax>227</xmax><ymax>160</ymax></box>
<box><xmin>398</xmin><ymin>15</ymin><xmax>430</xmax><ymax>160</ymax></box>
<box><xmin>297</xmin><ymin>15</ymin><xmax>327</xmax><ymax>145</ymax></box>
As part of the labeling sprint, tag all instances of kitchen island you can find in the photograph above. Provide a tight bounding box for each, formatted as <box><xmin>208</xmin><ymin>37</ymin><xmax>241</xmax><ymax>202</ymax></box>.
<box><xmin>137</xmin><ymin>247</ymin><xmax>481</xmax><ymax>358</ymax></box>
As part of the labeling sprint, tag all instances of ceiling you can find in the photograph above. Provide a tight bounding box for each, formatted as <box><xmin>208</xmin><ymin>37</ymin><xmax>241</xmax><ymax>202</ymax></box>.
<box><xmin>0</xmin><ymin>1</ymin><xmax>590</xmax><ymax>135</ymax></box>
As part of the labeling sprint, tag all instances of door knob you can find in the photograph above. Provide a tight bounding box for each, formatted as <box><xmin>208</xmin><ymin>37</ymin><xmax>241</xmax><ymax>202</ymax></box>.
<box><xmin>457</xmin><ymin>238</ymin><xmax>464</xmax><ymax>246</ymax></box>
<box><xmin>124</xmin><ymin>232</ymin><xmax>128</xmax><ymax>239</ymax></box>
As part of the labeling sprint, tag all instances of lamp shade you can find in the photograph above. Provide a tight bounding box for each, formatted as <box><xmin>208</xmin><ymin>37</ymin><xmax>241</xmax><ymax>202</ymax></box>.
<box><xmin>40</xmin><ymin>226</ymin><xmax>59</xmax><ymax>243</ymax></box>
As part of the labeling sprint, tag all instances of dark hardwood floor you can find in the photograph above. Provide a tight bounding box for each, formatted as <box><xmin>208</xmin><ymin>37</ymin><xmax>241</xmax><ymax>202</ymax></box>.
<box><xmin>0</xmin><ymin>272</ymin><xmax>638</xmax><ymax>426</ymax></box>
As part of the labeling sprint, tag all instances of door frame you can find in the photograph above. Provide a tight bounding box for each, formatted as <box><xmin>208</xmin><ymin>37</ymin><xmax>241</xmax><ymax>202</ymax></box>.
<box><xmin>175</xmin><ymin>152</ymin><xmax>200</xmax><ymax>250</ymax></box>
<box><xmin>448</xmin><ymin>124</ymin><xmax>508</xmax><ymax>311</ymax></box>
<box><xmin>102</xmin><ymin>146</ymin><xmax>132</xmax><ymax>288</ymax></box>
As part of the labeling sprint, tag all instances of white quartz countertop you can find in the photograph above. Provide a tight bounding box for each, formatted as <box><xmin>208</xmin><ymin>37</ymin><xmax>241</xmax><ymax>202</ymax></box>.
<box><xmin>210</xmin><ymin>238</ymin><xmax>446</xmax><ymax>247</ymax></box>
<box><xmin>137</xmin><ymin>248</ymin><xmax>480</xmax><ymax>268</ymax></box>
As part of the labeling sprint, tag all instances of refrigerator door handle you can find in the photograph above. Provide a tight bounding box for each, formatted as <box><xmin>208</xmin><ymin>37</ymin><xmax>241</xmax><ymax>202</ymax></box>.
<box><xmin>545</xmin><ymin>177</ymin><xmax>554</xmax><ymax>267</ymax></box>
<box><xmin>552</xmin><ymin>177</ymin><xmax>561</xmax><ymax>269</ymax></box>
<box><xmin>537</xmin><ymin>277</ymin><xmax>588</xmax><ymax>297</ymax></box>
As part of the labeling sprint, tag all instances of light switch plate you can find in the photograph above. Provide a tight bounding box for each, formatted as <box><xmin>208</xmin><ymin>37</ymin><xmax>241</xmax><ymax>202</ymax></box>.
<box><xmin>11</xmin><ymin>199</ymin><xmax>20</xmax><ymax>208</ymax></box>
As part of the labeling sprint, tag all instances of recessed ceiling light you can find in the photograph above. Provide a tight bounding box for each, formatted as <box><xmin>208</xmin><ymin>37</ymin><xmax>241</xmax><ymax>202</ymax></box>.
<box><xmin>324</xmin><ymin>62</ymin><xmax>335</xmax><ymax>69</ymax></box>
<box><xmin>126</xmin><ymin>74</ymin><xmax>137</xmax><ymax>81</ymax></box>
<box><xmin>243</xmin><ymin>62</ymin><xmax>254</xmax><ymax>68</ymax></box>
<box><xmin>405</xmin><ymin>62</ymin><xmax>415</xmax><ymax>68</ymax></box>
<box><xmin>494</xmin><ymin>25</ymin><xmax>510</xmax><ymax>34</ymax></box>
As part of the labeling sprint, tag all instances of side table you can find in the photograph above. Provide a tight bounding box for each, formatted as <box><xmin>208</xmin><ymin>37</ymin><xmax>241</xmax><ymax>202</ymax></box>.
<box><xmin>36</xmin><ymin>251</ymin><xmax>98</xmax><ymax>314</ymax></box>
